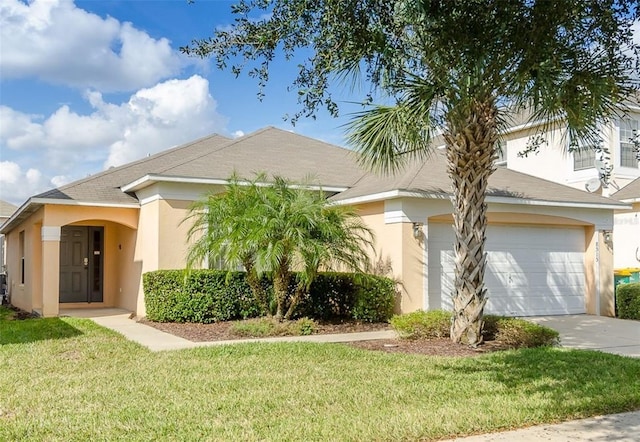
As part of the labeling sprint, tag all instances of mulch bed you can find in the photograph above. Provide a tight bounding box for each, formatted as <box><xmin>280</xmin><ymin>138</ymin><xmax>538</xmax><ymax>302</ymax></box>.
<box><xmin>139</xmin><ymin>317</ymin><xmax>508</xmax><ymax>357</ymax></box>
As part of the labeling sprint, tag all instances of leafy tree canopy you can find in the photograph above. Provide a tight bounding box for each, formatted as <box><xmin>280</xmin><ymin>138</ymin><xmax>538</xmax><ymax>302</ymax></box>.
<box><xmin>184</xmin><ymin>0</ymin><xmax>638</xmax><ymax>159</ymax></box>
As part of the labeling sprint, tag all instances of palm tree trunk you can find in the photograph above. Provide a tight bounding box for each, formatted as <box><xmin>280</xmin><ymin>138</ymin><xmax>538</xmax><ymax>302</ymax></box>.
<box><xmin>242</xmin><ymin>258</ymin><xmax>269</xmax><ymax>315</ymax></box>
<box><xmin>283</xmin><ymin>282</ymin><xmax>305</xmax><ymax>320</ymax></box>
<box><xmin>273</xmin><ymin>266</ymin><xmax>290</xmax><ymax>321</ymax></box>
<box><xmin>444</xmin><ymin>100</ymin><xmax>498</xmax><ymax>347</ymax></box>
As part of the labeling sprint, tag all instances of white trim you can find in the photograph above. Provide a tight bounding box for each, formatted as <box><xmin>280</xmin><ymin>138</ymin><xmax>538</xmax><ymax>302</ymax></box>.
<box><xmin>41</xmin><ymin>226</ymin><xmax>61</xmax><ymax>241</ymax></box>
<box><xmin>618</xmin><ymin>197</ymin><xmax>640</xmax><ymax>203</ymax></box>
<box><xmin>333</xmin><ymin>189</ymin><xmax>628</xmax><ymax>210</ymax></box>
<box><xmin>30</xmin><ymin>198</ymin><xmax>139</xmax><ymax>209</ymax></box>
<box><xmin>121</xmin><ymin>175</ymin><xmax>231</xmax><ymax>192</ymax></box>
<box><xmin>502</xmin><ymin>115</ymin><xmax>563</xmax><ymax>135</ymax></box>
<box><xmin>483</xmin><ymin>196</ymin><xmax>628</xmax><ymax>210</ymax></box>
<box><xmin>334</xmin><ymin>190</ymin><xmax>448</xmax><ymax>206</ymax></box>
<box><xmin>121</xmin><ymin>174</ymin><xmax>348</xmax><ymax>193</ymax></box>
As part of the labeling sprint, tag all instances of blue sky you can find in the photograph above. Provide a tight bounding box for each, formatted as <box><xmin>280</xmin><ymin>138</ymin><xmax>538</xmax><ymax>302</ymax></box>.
<box><xmin>0</xmin><ymin>0</ymin><xmax>363</xmax><ymax>206</ymax></box>
<box><xmin>1</xmin><ymin>1</ymin><xmax>638</xmax><ymax>207</ymax></box>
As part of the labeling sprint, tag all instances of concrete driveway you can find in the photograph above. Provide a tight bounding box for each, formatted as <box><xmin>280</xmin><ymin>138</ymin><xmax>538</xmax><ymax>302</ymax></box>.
<box><xmin>528</xmin><ymin>315</ymin><xmax>640</xmax><ymax>357</ymax></box>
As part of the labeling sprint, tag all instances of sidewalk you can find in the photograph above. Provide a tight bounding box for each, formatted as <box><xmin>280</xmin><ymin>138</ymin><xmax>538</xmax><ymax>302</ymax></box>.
<box><xmin>442</xmin><ymin>410</ymin><xmax>640</xmax><ymax>441</ymax></box>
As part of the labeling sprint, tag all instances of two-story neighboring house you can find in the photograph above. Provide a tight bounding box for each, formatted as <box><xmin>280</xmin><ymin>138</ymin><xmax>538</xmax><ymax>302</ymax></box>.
<box><xmin>499</xmin><ymin>102</ymin><xmax>640</xmax><ymax>268</ymax></box>
<box><xmin>1</xmin><ymin>200</ymin><xmax>18</xmax><ymax>271</ymax></box>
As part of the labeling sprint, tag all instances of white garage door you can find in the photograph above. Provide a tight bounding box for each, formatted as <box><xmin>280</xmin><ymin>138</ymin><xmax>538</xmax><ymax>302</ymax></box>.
<box><xmin>427</xmin><ymin>224</ymin><xmax>586</xmax><ymax>316</ymax></box>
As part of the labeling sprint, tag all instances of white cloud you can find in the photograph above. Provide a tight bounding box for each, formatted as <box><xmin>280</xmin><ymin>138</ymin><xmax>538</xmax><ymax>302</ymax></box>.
<box><xmin>0</xmin><ymin>75</ymin><xmax>228</xmax><ymax>205</ymax></box>
<box><xmin>233</xmin><ymin>130</ymin><xmax>245</xmax><ymax>138</ymax></box>
<box><xmin>0</xmin><ymin>161</ymin><xmax>49</xmax><ymax>204</ymax></box>
<box><xmin>0</xmin><ymin>0</ymin><xmax>184</xmax><ymax>91</ymax></box>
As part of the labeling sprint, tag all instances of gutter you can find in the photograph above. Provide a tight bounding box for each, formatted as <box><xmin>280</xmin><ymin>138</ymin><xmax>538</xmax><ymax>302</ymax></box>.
<box><xmin>331</xmin><ymin>189</ymin><xmax>631</xmax><ymax>210</ymax></box>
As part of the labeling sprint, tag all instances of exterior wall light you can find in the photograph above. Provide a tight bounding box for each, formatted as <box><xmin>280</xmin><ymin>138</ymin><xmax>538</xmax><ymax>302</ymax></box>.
<box><xmin>412</xmin><ymin>222</ymin><xmax>424</xmax><ymax>240</ymax></box>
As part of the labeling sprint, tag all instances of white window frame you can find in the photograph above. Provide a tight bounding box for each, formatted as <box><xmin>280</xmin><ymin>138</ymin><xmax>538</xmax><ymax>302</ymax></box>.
<box><xmin>619</xmin><ymin>118</ymin><xmax>639</xmax><ymax>169</ymax></box>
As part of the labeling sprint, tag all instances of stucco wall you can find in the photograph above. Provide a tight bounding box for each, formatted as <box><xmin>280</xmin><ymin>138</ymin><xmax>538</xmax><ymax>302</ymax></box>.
<box><xmin>504</xmin><ymin>116</ymin><xmax>639</xmax><ymax>192</ymax></box>
<box><xmin>357</xmin><ymin>201</ymin><xmax>425</xmax><ymax>314</ymax></box>
<box><xmin>613</xmin><ymin>202</ymin><xmax>640</xmax><ymax>269</ymax></box>
<box><xmin>4</xmin><ymin>207</ymin><xmax>44</xmax><ymax>313</ymax></box>
<box><xmin>158</xmin><ymin>199</ymin><xmax>193</xmax><ymax>269</ymax></box>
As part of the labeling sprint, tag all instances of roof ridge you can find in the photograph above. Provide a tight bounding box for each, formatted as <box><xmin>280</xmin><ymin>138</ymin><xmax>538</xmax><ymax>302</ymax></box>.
<box><xmin>155</xmin><ymin>128</ymin><xmax>273</xmax><ymax>175</ymax></box>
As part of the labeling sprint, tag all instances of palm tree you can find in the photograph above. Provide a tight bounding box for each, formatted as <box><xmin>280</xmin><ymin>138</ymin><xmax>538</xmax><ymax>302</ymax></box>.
<box><xmin>184</xmin><ymin>174</ymin><xmax>374</xmax><ymax>320</ymax></box>
<box><xmin>185</xmin><ymin>173</ymin><xmax>270</xmax><ymax>313</ymax></box>
<box><xmin>184</xmin><ymin>0</ymin><xmax>638</xmax><ymax>345</ymax></box>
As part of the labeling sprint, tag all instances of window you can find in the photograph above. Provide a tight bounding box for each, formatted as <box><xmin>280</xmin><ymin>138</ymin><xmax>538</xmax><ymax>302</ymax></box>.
<box><xmin>573</xmin><ymin>148</ymin><xmax>596</xmax><ymax>171</ymax></box>
<box><xmin>19</xmin><ymin>230</ymin><xmax>25</xmax><ymax>284</ymax></box>
<box><xmin>620</xmin><ymin>118</ymin><xmax>639</xmax><ymax>168</ymax></box>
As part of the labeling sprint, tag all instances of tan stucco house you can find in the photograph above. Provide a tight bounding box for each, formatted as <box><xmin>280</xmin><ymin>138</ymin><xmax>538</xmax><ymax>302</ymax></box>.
<box><xmin>0</xmin><ymin>127</ymin><xmax>628</xmax><ymax>318</ymax></box>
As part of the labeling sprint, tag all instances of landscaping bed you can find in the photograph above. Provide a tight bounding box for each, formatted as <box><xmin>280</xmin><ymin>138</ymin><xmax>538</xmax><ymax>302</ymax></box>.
<box><xmin>139</xmin><ymin>316</ymin><xmax>511</xmax><ymax>357</ymax></box>
<box><xmin>139</xmin><ymin>317</ymin><xmax>390</xmax><ymax>342</ymax></box>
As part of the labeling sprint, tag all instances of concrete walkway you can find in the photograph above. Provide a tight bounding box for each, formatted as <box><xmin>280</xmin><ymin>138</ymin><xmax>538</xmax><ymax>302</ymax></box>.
<box><xmin>60</xmin><ymin>308</ymin><xmax>397</xmax><ymax>351</ymax></box>
<box><xmin>528</xmin><ymin>315</ymin><xmax>640</xmax><ymax>357</ymax></box>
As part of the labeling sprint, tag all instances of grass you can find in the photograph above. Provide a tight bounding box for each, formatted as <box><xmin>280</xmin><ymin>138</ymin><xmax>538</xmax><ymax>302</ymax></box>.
<box><xmin>1</xmin><ymin>306</ymin><xmax>639</xmax><ymax>441</ymax></box>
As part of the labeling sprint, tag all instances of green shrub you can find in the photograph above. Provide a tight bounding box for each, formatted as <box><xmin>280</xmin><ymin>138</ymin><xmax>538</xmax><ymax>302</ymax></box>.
<box><xmin>352</xmin><ymin>276</ymin><xmax>396</xmax><ymax>322</ymax></box>
<box><xmin>295</xmin><ymin>317</ymin><xmax>316</xmax><ymax>335</ymax></box>
<box><xmin>484</xmin><ymin>315</ymin><xmax>559</xmax><ymax>348</ymax></box>
<box><xmin>144</xmin><ymin>270</ymin><xmax>396</xmax><ymax>323</ymax></box>
<box><xmin>230</xmin><ymin>318</ymin><xmax>276</xmax><ymax>337</ymax></box>
<box><xmin>144</xmin><ymin>270</ymin><xmax>261</xmax><ymax>323</ymax></box>
<box><xmin>230</xmin><ymin>317</ymin><xmax>317</xmax><ymax>337</ymax></box>
<box><xmin>297</xmin><ymin>273</ymin><xmax>396</xmax><ymax>322</ymax></box>
<box><xmin>390</xmin><ymin>310</ymin><xmax>452</xmax><ymax>339</ymax></box>
<box><xmin>390</xmin><ymin>311</ymin><xmax>559</xmax><ymax>348</ymax></box>
<box><xmin>616</xmin><ymin>283</ymin><xmax>640</xmax><ymax>320</ymax></box>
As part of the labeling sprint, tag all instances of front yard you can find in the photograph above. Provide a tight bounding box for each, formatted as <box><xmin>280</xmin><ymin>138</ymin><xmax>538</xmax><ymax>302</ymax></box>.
<box><xmin>1</xmin><ymin>308</ymin><xmax>639</xmax><ymax>441</ymax></box>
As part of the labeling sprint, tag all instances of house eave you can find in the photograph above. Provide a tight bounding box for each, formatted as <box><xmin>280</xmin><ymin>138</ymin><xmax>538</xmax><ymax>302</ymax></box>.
<box><xmin>0</xmin><ymin>198</ymin><xmax>140</xmax><ymax>234</ymax></box>
<box><xmin>332</xmin><ymin>190</ymin><xmax>630</xmax><ymax>210</ymax></box>
<box><xmin>121</xmin><ymin>174</ymin><xmax>349</xmax><ymax>193</ymax></box>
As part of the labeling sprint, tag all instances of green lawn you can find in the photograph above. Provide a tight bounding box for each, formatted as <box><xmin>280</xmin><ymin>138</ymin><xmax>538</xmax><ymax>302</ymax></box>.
<box><xmin>1</xmin><ymin>308</ymin><xmax>639</xmax><ymax>441</ymax></box>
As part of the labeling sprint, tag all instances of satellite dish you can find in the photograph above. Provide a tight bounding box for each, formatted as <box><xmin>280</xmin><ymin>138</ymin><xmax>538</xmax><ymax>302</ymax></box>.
<box><xmin>585</xmin><ymin>178</ymin><xmax>601</xmax><ymax>193</ymax></box>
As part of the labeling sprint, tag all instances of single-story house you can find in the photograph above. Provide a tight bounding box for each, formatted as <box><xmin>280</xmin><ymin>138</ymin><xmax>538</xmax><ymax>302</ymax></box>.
<box><xmin>612</xmin><ymin>177</ymin><xmax>640</xmax><ymax>268</ymax></box>
<box><xmin>0</xmin><ymin>127</ymin><xmax>628</xmax><ymax>318</ymax></box>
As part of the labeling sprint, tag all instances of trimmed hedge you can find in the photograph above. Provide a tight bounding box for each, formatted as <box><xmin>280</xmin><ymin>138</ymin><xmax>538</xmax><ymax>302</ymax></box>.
<box><xmin>616</xmin><ymin>283</ymin><xmax>640</xmax><ymax>320</ymax></box>
<box><xmin>389</xmin><ymin>310</ymin><xmax>560</xmax><ymax>348</ymax></box>
<box><xmin>389</xmin><ymin>310</ymin><xmax>451</xmax><ymax>339</ymax></box>
<box><xmin>483</xmin><ymin>315</ymin><xmax>560</xmax><ymax>348</ymax></box>
<box><xmin>143</xmin><ymin>270</ymin><xmax>396</xmax><ymax>323</ymax></box>
<box><xmin>144</xmin><ymin>270</ymin><xmax>261</xmax><ymax>323</ymax></box>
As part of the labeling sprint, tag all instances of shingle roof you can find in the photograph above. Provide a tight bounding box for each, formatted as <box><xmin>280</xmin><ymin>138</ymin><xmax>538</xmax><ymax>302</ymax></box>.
<box><xmin>612</xmin><ymin>177</ymin><xmax>640</xmax><ymax>201</ymax></box>
<box><xmin>0</xmin><ymin>200</ymin><xmax>18</xmax><ymax>218</ymax></box>
<box><xmin>149</xmin><ymin>127</ymin><xmax>364</xmax><ymax>189</ymax></box>
<box><xmin>331</xmin><ymin>149</ymin><xmax>626</xmax><ymax>207</ymax></box>
<box><xmin>34</xmin><ymin>133</ymin><xmax>232</xmax><ymax>205</ymax></box>
<box><xmin>21</xmin><ymin>127</ymin><xmax>628</xmax><ymax>211</ymax></box>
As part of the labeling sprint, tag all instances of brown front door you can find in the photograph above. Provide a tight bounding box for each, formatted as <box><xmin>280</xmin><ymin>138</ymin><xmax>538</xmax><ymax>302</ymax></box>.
<box><xmin>59</xmin><ymin>226</ymin><xmax>103</xmax><ymax>303</ymax></box>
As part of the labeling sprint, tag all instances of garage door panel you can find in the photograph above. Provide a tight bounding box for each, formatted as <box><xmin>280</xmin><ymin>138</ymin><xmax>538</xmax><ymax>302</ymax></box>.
<box><xmin>428</xmin><ymin>224</ymin><xmax>586</xmax><ymax>316</ymax></box>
